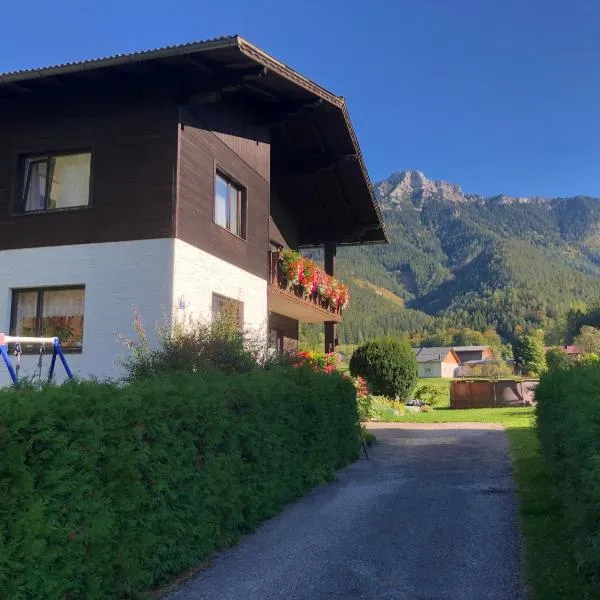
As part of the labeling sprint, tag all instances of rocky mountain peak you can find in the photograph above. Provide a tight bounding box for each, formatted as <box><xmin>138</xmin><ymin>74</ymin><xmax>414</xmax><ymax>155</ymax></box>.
<box><xmin>376</xmin><ymin>170</ymin><xmax>548</xmax><ymax>208</ymax></box>
<box><xmin>376</xmin><ymin>170</ymin><xmax>466</xmax><ymax>206</ymax></box>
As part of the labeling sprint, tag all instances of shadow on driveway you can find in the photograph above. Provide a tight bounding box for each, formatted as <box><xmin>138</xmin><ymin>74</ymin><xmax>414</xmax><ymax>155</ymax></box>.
<box><xmin>167</xmin><ymin>424</ymin><xmax>526</xmax><ymax>600</ymax></box>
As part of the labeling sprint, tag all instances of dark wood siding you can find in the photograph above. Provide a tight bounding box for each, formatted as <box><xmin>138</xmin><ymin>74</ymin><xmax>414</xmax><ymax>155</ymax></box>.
<box><xmin>0</xmin><ymin>85</ymin><xmax>178</xmax><ymax>250</ymax></box>
<box><xmin>269</xmin><ymin>312</ymin><xmax>299</xmax><ymax>354</ymax></box>
<box><xmin>269</xmin><ymin>191</ymin><xmax>299</xmax><ymax>248</ymax></box>
<box><xmin>177</xmin><ymin>102</ymin><xmax>271</xmax><ymax>279</ymax></box>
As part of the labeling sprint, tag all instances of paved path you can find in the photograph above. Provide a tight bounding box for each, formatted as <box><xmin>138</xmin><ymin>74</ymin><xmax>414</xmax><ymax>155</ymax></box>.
<box><xmin>167</xmin><ymin>423</ymin><xmax>526</xmax><ymax>600</ymax></box>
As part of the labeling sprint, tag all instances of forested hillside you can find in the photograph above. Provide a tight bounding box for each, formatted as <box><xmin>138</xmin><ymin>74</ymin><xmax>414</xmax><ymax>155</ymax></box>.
<box><xmin>331</xmin><ymin>170</ymin><xmax>600</xmax><ymax>344</ymax></box>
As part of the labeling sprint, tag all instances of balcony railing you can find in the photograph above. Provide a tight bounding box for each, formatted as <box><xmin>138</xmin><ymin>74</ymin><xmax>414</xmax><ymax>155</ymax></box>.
<box><xmin>268</xmin><ymin>249</ymin><xmax>349</xmax><ymax>320</ymax></box>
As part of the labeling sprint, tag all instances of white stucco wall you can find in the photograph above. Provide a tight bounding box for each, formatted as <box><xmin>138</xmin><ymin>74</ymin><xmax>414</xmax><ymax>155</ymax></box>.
<box><xmin>441</xmin><ymin>362</ymin><xmax>457</xmax><ymax>378</ymax></box>
<box><xmin>0</xmin><ymin>239</ymin><xmax>174</xmax><ymax>387</ymax></box>
<box><xmin>172</xmin><ymin>238</ymin><xmax>268</xmax><ymax>336</ymax></box>
<box><xmin>0</xmin><ymin>238</ymin><xmax>269</xmax><ymax>388</ymax></box>
<box><xmin>418</xmin><ymin>362</ymin><xmax>442</xmax><ymax>378</ymax></box>
<box><xmin>418</xmin><ymin>362</ymin><xmax>456</xmax><ymax>379</ymax></box>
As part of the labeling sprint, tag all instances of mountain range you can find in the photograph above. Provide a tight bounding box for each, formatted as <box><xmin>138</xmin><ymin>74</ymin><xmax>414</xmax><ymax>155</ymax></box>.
<box><xmin>333</xmin><ymin>170</ymin><xmax>600</xmax><ymax>344</ymax></box>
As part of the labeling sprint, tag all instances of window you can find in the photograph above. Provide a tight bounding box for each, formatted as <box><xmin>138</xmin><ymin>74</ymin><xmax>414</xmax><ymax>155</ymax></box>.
<box><xmin>269</xmin><ymin>328</ymin><xmax>284</xmax><ymax>354</ymax></box>
<box><xmin>212</xmin><ymin>293</ymin><xmax>244</xmax><ymax>329</ymax></box>
<box><xmin>10</xmin><ymin>287</ymin><xmax>85</xmax><ymax>351</ymax></box>
<box><xmin>214</xmin><ymin>171</ymin><xmax>246</xmax><ymax>238</ymax></box>
<box><xmin>19</xmin><ymin>152</ymin><xmax>91</xmax><ymax>213</ymax></box>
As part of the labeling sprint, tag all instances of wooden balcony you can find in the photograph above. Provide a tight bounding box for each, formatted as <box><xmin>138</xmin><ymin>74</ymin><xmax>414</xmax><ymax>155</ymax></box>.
<box><xmin>268</xmin><ymin>251</ymin><xmax>343</xmax><ymax>323</ymax></box>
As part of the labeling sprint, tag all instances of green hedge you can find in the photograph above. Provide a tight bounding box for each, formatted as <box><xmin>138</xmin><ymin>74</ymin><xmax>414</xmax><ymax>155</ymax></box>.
<box><xmin>536</xmin><ymin>361</ymin><xmax>600</xmax><ymax>597</ymax></box>
<box><xmin>0</xmin><ymin>368</ymin><xmax>359</xmax><ymax>599</ymax></box>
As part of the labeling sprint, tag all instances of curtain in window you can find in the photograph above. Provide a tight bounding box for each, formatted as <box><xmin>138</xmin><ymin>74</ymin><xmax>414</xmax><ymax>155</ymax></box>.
<box><xmin>48</xmin><ymin>154</ymin><xmax>91</xmax><ymax>209</ymax></box>
<box><xmin>13</xmin><ymin>291</ymin><xmax>37</xmax><ymax>337</ymax></box>
<box><xmin>41</xmin><ymin>289</ymin><xmax>85</xmax><ymax>347</ymax></box>
<box><xmin>215</xmin><ymin>175</ymin><xmax>228</xmax><ymax>229</ymax></box>
<box><xmin>24</xmin><ymin>160</ymin><xmax>47</xmax><ymax>212</ymax></box>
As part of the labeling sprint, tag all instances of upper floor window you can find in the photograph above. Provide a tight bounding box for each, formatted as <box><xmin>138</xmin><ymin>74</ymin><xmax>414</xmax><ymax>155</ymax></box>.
<box><xmin>214</xmin><ymin>171</ymin><xmax>246</xmax><ymax>239</ymax></box>
<box><xmin>19</xmin><ymin>152</ymin><xmax>91</xmax><ymax>213</ymax></box>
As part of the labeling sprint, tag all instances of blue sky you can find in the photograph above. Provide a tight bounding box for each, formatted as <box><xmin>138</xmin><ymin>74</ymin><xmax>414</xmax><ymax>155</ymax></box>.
<box><xmin>1</xmin><ymin>0</ymin><xmax>599</xmax><ymax>197</ymax></box>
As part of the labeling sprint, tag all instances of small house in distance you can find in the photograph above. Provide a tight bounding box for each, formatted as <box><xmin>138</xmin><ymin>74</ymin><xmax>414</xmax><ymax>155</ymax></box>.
<box><xmin>413</xmin><ymin>347</ymin><xmax>460</xmax><ymax>378</ymax></box>
<box><xmin>543</xmin><ymin>345</ymin><xmax>584</xmax><ymax>361</ymax></box>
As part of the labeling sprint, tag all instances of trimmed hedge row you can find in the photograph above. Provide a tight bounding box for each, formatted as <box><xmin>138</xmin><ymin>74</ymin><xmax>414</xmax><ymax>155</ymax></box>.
<box><xmin>536</xmin><ymin>361</ymin><xmax>600</xmax><ymax>597</ymax></box>
<box><xmin>0</xmin><ymin>368</ymin><xmax>359</xmax><ymax>599</ymax></box>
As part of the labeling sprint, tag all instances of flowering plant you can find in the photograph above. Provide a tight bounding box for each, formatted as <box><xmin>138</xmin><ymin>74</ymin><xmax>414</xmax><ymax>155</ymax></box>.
<box><xmin>353</xmin><ymin>375</ymin><xmax>368</xmax><ymax>399</ymax></box>
<box><xmin>277</xmin><ymin>249</ymin><xmax>350</xmax><ymax>311</ymax></box>
<box><xmin>289</xmin><ymin>350</ymin><xmax>337</xmax><ymax>373</ymax></box>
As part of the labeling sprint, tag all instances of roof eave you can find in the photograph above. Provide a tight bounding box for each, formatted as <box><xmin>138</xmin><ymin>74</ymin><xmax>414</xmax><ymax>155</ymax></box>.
<box><xmin>0</xmin><ymin>35</ymin><xmax>240</xmax><ymax>85</ymax></box>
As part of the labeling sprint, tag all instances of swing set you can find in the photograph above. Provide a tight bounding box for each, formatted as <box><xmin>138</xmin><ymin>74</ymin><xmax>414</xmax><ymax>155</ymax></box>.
<box><xmin>0</xmin><ymin>334</ymin><xmax>74</xmax><ymax>384</ymax></box>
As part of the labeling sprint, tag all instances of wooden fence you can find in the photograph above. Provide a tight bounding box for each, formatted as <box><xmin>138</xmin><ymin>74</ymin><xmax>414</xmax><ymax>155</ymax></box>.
<box><xmin>450</xmin><ymin>379</ymin><xmax>539</xmax><ymax>409</ymax></box>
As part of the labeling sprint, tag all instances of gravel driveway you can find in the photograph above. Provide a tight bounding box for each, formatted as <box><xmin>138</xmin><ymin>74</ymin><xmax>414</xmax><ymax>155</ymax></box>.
<box><xmin>166</xmin><ymin>423</ymin><xmax>526</xmax><ymax>600</ymax></box>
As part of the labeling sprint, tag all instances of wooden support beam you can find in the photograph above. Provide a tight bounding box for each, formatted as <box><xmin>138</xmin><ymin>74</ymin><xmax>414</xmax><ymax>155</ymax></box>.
<box><xmin>324</xmin><ymin>242</ymin><xmax>337</xmax><ymax>353</ymax></box>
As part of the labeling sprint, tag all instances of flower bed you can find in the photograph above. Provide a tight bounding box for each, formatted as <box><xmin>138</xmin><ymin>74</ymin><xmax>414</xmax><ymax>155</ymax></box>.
<box><xmin>273</xmin><ymin>249</ymin><xmax>350</xmax><ymax>313</ymax></box>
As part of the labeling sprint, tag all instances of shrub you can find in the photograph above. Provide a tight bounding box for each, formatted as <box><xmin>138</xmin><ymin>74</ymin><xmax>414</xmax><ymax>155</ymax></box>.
<box><xmin>349</xmin><ymin>339</ymin><xmax>418</xmax><ymax>400</ymax></box>
<box><xmin>119</xmin><ymin>309</ymin><xmax>263</xmax><ymax>380</ymax></box>
<box><xmin>466</xmin><ymin>359</ymin><xmax>513</xmax><ymax>378</ymax></box>
<box><xmin>536</xmin><ymin>362</ymin><xmax>600</xmax><ymax>597</ymax></box>
<box><xmin>413</xmin><ymin>384</ymin><xmax>442</xmax><ymax>407</ymax></box>
<box><xmin>353</xmin><ymin>375</ymin><xmax>375</xmax><ymax>421</ymax></box>
<box><xmin>0</xmin><ymin>369</ymin><xmax>359</xmax><ymax>599</ymax></box>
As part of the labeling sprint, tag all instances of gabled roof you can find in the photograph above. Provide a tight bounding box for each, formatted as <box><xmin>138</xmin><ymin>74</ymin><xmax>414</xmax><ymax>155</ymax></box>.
<box><xmin>413</xmin><ymin>347</ymin><xmax>459</xmax><ymax>363</ymax></box>
<box><xmin>0</xmin><ymin>35</ymin><xmax>387</xmax><ymax>246</ymax></box>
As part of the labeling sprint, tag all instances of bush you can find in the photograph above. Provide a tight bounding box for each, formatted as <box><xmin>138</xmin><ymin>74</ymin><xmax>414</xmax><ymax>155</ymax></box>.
<box><xmin>0</xmin><ymin>369</ymin><xmax>359</xmax><ymax>599</ymax></box>
<box><xmin>349</xmin><ymin>339</ymin><xmax>418</xmax><ymax>400</ymax></box>
<box><xmin>536</xmin><ymin>361</ymin><xmax>600</xmax><ymax>597</ymax></box>
<box><xmin>119</xmin><ymin>309</ymin><xmax>264</xmax><ymax>380</ymax></box>
<box><xmin>352</xmin><ymin>375</ymin><xmax>375</xmax><ymax>421</ymax></box>
<box><xmin>413</xmin><ymin>384</ymin><xmax>442</xmax><ymax>407</ymax></box>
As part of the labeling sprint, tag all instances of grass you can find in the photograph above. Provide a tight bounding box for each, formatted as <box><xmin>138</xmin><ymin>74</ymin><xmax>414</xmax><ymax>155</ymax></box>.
<box><xmin>371</xmin><ymin>402</ymin><xmax>585</xmax><ymax>599</ymax></box>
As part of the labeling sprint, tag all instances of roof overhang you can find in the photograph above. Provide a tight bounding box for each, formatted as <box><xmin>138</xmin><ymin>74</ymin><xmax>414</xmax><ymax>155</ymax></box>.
<box><xmin>0</xmin><ymin>35</ymin><xmax>387</xmax><ymax>246</ymax></box>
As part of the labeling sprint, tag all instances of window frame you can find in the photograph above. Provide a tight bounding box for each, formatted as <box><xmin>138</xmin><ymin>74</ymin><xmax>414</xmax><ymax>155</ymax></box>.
<box><xmin>269</xmin><ymin>327</ymin><xmax>284</xmax><ymax>354</ymax></box>
<box><xmin>15</xmin><ymin>149</ymin><xmax>93</xmax><ymax>215</ymax></box>
<box><xmin>213</xmin><ymin>167</ymin><xmax>247</xmax><ymax>240</ymax></box>
<box><xmin>9</xmin><ymin>285</ymin><xmax>86</xmax><ymax>353</ymax></box>
<box><xmin>211</xmin><ymin>292</ymin><xmax>244</xmax><ymax>330</ymax></box>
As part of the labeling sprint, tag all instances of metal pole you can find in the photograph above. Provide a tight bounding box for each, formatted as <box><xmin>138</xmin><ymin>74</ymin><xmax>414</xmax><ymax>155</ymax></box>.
<box><xmin>0</xmin><ymin>346</ymin><xmax>18</xmax><ymax>384</ymax></box>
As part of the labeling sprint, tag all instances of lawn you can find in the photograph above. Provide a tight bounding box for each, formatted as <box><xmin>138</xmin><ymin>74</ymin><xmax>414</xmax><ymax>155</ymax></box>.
<box><xmin>371</xmin><ymin>403</ymin><xmax>585</xmax><ymax>600</ymax></box>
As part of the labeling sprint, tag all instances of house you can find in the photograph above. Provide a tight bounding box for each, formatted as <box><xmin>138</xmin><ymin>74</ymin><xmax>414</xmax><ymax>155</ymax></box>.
<box><xmin>452</xmin><ymin>346</ymin><xmax>494</xmax><ymax>364</ymax></box>
<box><xmin>0</xmin><ymin>36</ymin><xmax>387</xmax><ymax>385</ymax></box>
<box><xmin>413</xmin><ymin>347</ymin><xmax>460</xmax><ymax>378</ymax></box>
<box><xmin>543</xmin><ymin>345</ymin><xmax>584</xmax><ymax>361</ymax></box>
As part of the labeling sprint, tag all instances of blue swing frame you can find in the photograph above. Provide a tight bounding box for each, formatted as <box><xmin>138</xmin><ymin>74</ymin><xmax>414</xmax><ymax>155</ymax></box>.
<box><xmin>0</xmin><ymin>338</ymin><xmax>74</xmax><ymax>384</ymax></box>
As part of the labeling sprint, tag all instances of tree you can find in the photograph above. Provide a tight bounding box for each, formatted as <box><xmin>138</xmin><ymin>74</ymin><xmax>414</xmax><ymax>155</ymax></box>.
<box><xmin>574</xmin><ymin>326</ymin><xmax>600</xmax><ymax>355</ymax></box>
<box><xmin>545</xmin><ymin>347</ymin><xmax>571</xmax><ymax>372</ymax></box>
<box><xmin>349</xmin><ymin>338</ymin><xmax>418</xmax><ymax>401</ymax></box>
<box><xmin>513</xmin><ymin>335</ymin><xmax>546</xmax><ymax>376</ymax></box>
